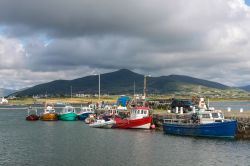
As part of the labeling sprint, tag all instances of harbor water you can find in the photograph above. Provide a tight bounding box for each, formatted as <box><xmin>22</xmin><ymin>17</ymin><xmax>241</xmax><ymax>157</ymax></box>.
<box><xmin>210</xmin><ymin>101</ymin><xmax>250</xmax><ymax>111</ymax></box>
<box><xmin>0</xmin><ymin>108</ymin><xmax>250</xmax><ymax>166</ymax></box>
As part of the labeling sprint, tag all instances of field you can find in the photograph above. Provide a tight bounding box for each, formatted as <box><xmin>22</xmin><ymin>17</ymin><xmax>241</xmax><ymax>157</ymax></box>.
<box><xmin>8</xmin><ymin>96</ymin><xmax>119</xmax><ymax>105</ymax></box>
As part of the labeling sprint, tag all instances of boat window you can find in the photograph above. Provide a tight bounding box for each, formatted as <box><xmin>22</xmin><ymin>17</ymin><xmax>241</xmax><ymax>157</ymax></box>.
<box><xmin>141</xmin><ymin>110</ymin><xmax>143</xmax><ymax>114</ymax></box>
<box><xmin>144</xmin><ymin>111</ymin><xmax>147</xmax><ymax>114</ymax></box>
<box><xmin>212</xmin><ymin>113</ymin><xmax>219</xmax><ymax>118</ymax></box>
<box><xmin>219</xmin><ymin>113</ymin><xmax>224</xmax><ymax>119</ymax></box>
<box><xmin>137</xmin><ymin>110</ymin><xmax>140</xmax><ymax>114</ymax></box>
<box><xmin>202</xmin><ymin>114</ymin><xmax>210</xmax><ymax>118</ymax></box>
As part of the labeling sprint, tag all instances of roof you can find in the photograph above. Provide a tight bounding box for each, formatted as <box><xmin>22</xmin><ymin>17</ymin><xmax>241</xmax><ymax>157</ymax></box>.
<box><xmin>132</xmin><ymin>106</ymin><xmax>150</xmax><ymax>110</ymax></box>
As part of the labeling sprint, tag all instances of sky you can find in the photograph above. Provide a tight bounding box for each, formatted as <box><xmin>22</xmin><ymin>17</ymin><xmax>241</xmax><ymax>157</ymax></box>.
<box><xmin>1</xmin><ymin>0</ymin><xmax>250</xmax><ymax>90</ymax></box>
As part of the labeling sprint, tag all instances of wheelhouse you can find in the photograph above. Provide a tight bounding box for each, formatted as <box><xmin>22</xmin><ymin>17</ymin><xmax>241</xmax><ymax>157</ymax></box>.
<box><xmin>200</xmin><ymin>111</ymin><xmax>224</xmax><ymax>124</ymax></box>
<box><xmin>130</xmin><ymin>107</ymin><xmax>150</xmax><ymax>119</ymax></box>
<box><xmin>62</xmin><ymin>106</ymin><xmax>76</xmax><ymax>114</ymax></box>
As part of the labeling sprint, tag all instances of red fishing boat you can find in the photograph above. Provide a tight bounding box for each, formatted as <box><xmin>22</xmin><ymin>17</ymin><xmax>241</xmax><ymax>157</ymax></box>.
<box><xmin>26</xmin><ymin>107</ymin><xmax>39</xmax><ymax>121</ymax></box>
<box><xmin>114</xmin><ymin>106</ymin><xmax>152</xmax><ymax>129</ymax></box>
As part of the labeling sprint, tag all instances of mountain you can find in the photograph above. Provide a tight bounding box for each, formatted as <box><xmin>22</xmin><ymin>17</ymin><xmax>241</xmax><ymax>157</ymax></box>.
<box><xmin>239</xmin><ymin>85</ymin><xmax>250</xmax><ymax>92</ymax></box>
<box><xmin>0</xmin><ymin>88</ymin><xmax>17</xmax><ymax>97</ymax></box>
<box><xmin>12</xmin><ymin>69</ymin><xmax>231</xmax><ymax>97</ymax></box>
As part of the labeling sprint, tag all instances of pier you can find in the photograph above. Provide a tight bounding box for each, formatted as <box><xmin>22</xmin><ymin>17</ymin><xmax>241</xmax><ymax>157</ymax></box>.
<box><xmin>223</xmin><ymin>111</ymin><xmax>250</xmax><ymax>139</ymax></box>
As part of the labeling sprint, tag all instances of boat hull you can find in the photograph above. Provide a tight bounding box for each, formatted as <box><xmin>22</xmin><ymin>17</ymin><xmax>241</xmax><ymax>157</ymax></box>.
<box><xmin>163</xmin><ymin>120</ymin><xmax>237</xmax><ymax>138</ymax></box>
<box><xmin>58</xmin><ymin>112</ymin><xmax>77</xmax><ymax>121</ymax></box>
<box><xmin>78</xmin><ymin>113</ymin><xmax>93</xmax><ymax>121</ymax></box>
<box><xmin>40</xmin><ymin>113</ymin><xmax>58</xmax><ymax>121</ymax></box>
<box><xmin>114</xmin><ymin>116</ymin><xmax>152</xmax><ymax>129</ymax></box>
<box><xmin>26</xmin><ymin>115</ymin><xmax>39</xmax><ymax>121</ymax></box>
<box><xmin>89</xmin><ymin>120</ymin><xmax>115</xmax><ymax>128</ymax></box>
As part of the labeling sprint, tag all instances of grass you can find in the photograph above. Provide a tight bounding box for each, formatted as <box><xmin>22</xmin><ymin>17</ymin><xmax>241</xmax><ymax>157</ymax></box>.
<box><xmin>8</xmin><ymin>96</ymin><xmax>118</xmax><ymax>105</ymax></box>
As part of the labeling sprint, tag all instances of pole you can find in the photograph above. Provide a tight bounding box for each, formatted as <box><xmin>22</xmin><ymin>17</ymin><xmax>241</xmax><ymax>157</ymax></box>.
<box><xmin>98</xmin><ymin>74</ymin><xmax>100</xmax><ymax>101</ymax></box>
<box><xmin>134</xmin><ymin>80</ymin><xmax>135</xmax><ymax>97</ymax></box>
<box><xmin>70</xmin><ymin>86</ymin><xmax>72</xmax><ymax>99</ymax></box>
<box><xmin>144</xmin><ymin>75</ymin><xmax>147</xmax><ymax>97</ymax></box>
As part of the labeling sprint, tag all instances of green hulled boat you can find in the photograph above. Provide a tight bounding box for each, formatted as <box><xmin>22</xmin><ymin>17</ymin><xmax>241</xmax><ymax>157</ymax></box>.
<box><xmin>58</xmin><ymin>106</ymin><xmax>77</xmax><ymax>121</ymax></box>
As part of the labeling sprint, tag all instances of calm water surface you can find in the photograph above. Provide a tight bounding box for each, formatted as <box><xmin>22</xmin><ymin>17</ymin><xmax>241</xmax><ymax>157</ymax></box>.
<box><xmin>210</xmin><ymin>101</ymin><xmax>250</xmax><ymax>111</ymax></box>
<box><xmin>0</xmin><ymin>108</ymin><xmax>250</xmax><ymax>166</ymax></box>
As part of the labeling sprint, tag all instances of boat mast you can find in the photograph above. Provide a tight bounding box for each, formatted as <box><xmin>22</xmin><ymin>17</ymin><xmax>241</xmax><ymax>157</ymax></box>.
<box><xmin>134</xmin><ymin>80</ymin><xmax>135</xmax><ymax>97</ymax></box>
<box><xmin>144</xmin><ymin>75</ymin><xmax>147</xmax><ymax>98</ymax></box>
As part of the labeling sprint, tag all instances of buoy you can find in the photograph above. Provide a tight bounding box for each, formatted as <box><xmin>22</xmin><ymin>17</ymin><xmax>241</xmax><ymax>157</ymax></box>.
<box><xmin>151</xmin><ymin>124</ymin><xmax>156</xmax><ymax>129</ymax></box>
<box><xmin>227</xmin><ymin>107</ymin><xmax>231</xmax><ymax>112</ymax></box>
<box><xmin>240</xmin><ymin>108</ymin><xmax>243</xmax><ymax>113</ymax></box>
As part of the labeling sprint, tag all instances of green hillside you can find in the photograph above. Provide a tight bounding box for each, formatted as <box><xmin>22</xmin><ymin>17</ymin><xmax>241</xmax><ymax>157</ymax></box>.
<box><xmin>12</xmin><ymin>69</ymin><xmax>247</xmax><ymax>97</ymax></box>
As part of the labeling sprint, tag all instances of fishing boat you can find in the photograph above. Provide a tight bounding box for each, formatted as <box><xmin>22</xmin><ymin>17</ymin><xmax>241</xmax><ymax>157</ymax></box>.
<box><xmin>89</xmin><ymin>119</ymin><xmax>116</xmax><ymax>128</ymax></box>
<box><xmin>40</xmin><ymin>105</ymin><xmax>58</xmax><ymax>121</ymax></box>
<box><xmin>58</xmin><ymin>106</ymin><xmax>77</xmax><ymax>121</ymax></box>
<box><xmin>163</xmin><ymin>110</ymin><xmax>237</xmax><ymax>138</ymax></box>
<box><xmin>26</xmin><ymin>107</ymin><xmax>39</xmax><ymax>121</ymax></box>
<box><xmin>114</xmin><ymin>106</ymin><xmax>152</xmax><ymax>129</ymax></box>
<box><xmin>77</xmin><ymin>106</ymin><xmax>95</xmax><ymax>120</ymax></box>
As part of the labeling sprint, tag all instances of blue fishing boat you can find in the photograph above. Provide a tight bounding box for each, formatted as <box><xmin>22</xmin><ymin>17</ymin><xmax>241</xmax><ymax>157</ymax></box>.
<box><xmin>163</xmin><ymin>111</ymin><xmax>237</xmax><ymax>138</ymax></box>
<box><xmin>77</xmin><ymin>106</ymin><xmax>95</xmax><ymax>120</ymax></box>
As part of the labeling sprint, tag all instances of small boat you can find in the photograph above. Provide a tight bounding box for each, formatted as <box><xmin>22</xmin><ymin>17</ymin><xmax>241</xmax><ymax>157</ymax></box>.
<box><xmin>114</xmin><ymin>106</ymin><xmax>152</xmax><ymax>129</ymax></box>
<box><xmin>163</xmin><ymin>110</ymin><xmax>237</xmax><ymax>138</ymax></box>
<box><xmin>77</xmin><ymin>106</ymin><xmax>95</xmax><ymax>120</ymax></box>
<box><xmin>26</xmin><ymin>107</ymin><xmax>39</xmax><ymax>121</ymax></box>
<box><xmin>58</xmin><ymin>106</ymin><xmax>77</xmax><ymax>121</ymax></box>
<box><xmin>40</xmin><ymin>106</ymin><xmax>58</xmax><ymax>121</ymax></box>
<box><xmin>89</xmin><ymin>119</ymin><xmax>116</xmax><ymax>128</ymax></box>
<box><xmin>85</xmin><ymin>114</ymin><xmax>96</xmax><ymax>124</ymax></box>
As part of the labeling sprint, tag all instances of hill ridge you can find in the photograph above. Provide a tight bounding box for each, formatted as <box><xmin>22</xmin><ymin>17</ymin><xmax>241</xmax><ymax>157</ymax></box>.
<box><xmin>12</xmin><ymin>69</ymin><xmax>231</xmax><ymax>96</ymax></box>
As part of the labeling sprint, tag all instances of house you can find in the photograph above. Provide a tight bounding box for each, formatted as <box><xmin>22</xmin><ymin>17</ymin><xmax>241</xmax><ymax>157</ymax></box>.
<box><xmin>0</xmin><ymin>97</ymin><xmax>8</xmax><ymax>104</ymax></box>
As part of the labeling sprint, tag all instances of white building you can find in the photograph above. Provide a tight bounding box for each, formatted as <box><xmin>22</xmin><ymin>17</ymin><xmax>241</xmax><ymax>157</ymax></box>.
<box><xmin>0</xmin><ymin>97</ymin><xmax>8</xmax><ymax>104</ymax></box>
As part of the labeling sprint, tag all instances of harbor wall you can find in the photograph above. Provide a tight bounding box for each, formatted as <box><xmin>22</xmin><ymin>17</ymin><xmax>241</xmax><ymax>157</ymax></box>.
<box><xmin>223</xmin><ymin>111</ymin><xmax>250</xmax><ymax>139</ymax></box>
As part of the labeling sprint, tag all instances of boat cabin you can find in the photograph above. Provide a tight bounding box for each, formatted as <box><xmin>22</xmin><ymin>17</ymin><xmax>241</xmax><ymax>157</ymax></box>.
<box><xmin>80</xmin><ymin>107</ymin><xmax>94</xmax><ymax>113</ymax></box>
<box><xmin>163</xmin><ymin>111</ymin><xmax>225</xmax><ymax>125</ymax></box>
<box><xmin>27</xmin><ymin>107</ymin><xmax>38</xmax><ymax>116</ymax></box>
<box><xmin>130</xmin><ymin>107</ymin><xmax>150</xmax><ymax>120</ymax></box>
<box><xmin>44</xmin><ymin>106</ymin><xmax>56</xmax><ymax>113</ymax></box>
<box><xmin>61</xmin><ymin>106</ymin><xmax>76</xmax><ymax>114</ymax></box>
<box><xmin>199</xmin><ymin>111</ymin><xmax>225</xmax><ymax>124</ymax></box>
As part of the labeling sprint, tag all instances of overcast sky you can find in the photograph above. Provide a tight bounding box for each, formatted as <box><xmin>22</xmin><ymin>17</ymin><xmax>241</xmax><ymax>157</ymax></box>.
<box><xmin>0</xmin><ymin>0</ymin><xmax>250</xmax><ymax>89</ymax></box>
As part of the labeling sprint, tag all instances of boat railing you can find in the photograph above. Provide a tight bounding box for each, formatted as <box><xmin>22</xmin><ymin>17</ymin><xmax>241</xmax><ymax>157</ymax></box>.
<box><xmin>163</xmin><ymin>118</ymin><xmax>195</xmax><ymax>124</ymax></box>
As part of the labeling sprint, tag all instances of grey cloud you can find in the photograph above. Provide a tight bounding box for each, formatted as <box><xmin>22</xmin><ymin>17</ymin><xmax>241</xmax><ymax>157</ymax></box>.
<box><xmin>1</xmin><ymin>0</ymin><xmax>250</xmax><ymax>88</ymax></box>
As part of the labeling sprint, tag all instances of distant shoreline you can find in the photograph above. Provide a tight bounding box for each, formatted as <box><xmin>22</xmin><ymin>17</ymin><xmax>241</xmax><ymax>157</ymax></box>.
<box><xmin>3</xmin><ymin>96</ymin><xmax>250</xmax><ymax>105</ymax></box>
